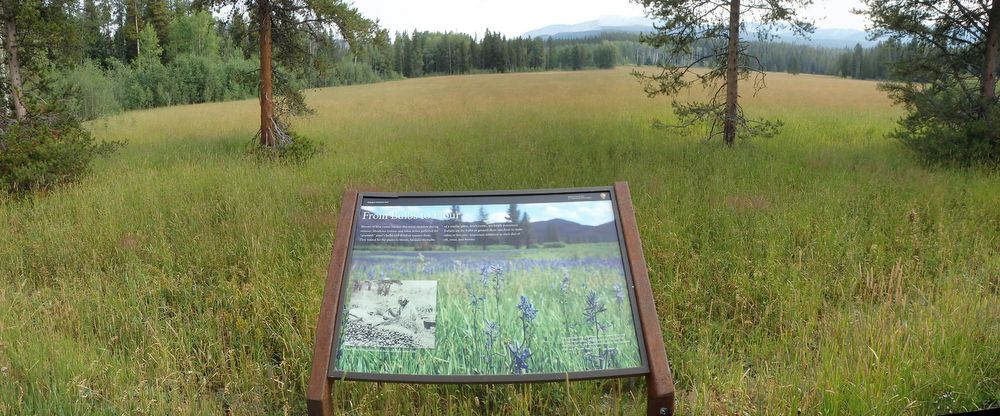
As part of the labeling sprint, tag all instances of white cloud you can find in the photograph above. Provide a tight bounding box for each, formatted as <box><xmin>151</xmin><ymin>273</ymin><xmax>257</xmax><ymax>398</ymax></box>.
<box><xmin>352</xmin><ymin>0</ymin><xmax>869</xmax><ymax>39</ymax></box>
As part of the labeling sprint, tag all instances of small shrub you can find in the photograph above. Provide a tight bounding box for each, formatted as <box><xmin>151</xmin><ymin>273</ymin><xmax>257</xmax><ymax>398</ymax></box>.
<box><xmin>542</xmin><ymin>242</ymin><xmax>565</xmax><ymax>249</ymax></box>
<box><xmin>58</xmin><ymin>61</ymin><xmax>122</xmax><ymax>120</ymax></box>
<box><xmin>0</xmin><ymin>104</ymin><xmax>120</xmax><ymax>194</ymax></box>
<box><xmin>886</xmin><ymin>81</ymin><xmax>1000</xmax><ymax>166</ymax></box>
<box><xmin>898</xmin><ymin>114</ymin><xmax>1000</xmax><ymax>167</ymax></box>
<box><xmin>247</xmin><ymin>131</ymin><xmax>320</xmax><ymax>163</ymax></box>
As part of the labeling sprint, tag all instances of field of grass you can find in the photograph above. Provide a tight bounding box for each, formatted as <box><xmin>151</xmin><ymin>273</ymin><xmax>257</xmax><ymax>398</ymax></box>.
<box><xmin>1</xmin><ymin>67</ymin><xmax>998</xmax><ymax>414</ymax></box>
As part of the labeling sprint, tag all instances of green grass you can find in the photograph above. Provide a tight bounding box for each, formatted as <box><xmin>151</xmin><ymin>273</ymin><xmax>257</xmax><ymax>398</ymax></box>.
<box><xmin>1</xmin><ymin>68</ymin><xmax>998</xmax><ymax>414</ymax></box>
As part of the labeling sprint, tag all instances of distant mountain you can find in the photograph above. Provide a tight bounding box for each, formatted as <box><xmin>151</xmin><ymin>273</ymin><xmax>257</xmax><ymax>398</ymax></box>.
<box><xmin>523</xmin><ymin>16</ymin><xmax>656</xmax><ymax>39</ymax></box>
<box><xmin>771</xmin><ymin>27</ymin><xmax>875</xmax><ymax>48</ymax></box>
<box><xmin>522</xmin><ymin>16</ymin><xmax>876</xmax><ymax>48</ymax></box>
<box><xmin>356</xmin><ymin>210</ymin><xmax>618</xmax><ymax>245</ymax></box>
<box><xmin>529</xmin><ymin>218</ymin><xmax>617</xmax><ymax>244</ymax></box>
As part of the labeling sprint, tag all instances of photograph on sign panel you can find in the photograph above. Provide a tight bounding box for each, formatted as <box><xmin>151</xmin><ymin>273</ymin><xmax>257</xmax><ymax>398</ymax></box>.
<box><xmin>334</xmin><ymin>197</ymin><xmax>643</xmax><ymax>377</ymax></box>
<box><xmin>342</xmin><ymin>280</ymin><xmax>437</xmax><ymax>349</ymax></box>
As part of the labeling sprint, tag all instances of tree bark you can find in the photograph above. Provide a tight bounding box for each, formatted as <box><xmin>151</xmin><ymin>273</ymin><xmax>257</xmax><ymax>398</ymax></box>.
<box><xmin>3</xmin><ymin>16</ymin><xmax>26</xmax><ymax>121</ymax></box>
<box><xmin>258</xmin><ymin>0</ymin><xmax>276</xmax><ymax>147</ymax></box>
<box><xmin>723</xmin><ymin>0</ymin><xmax>741</xmax><ymax>146</ymax></box>
<box><xmin>981</xmin><ymin>0</ymin><xmax>1000</xmax><ymax>121</ymax></box>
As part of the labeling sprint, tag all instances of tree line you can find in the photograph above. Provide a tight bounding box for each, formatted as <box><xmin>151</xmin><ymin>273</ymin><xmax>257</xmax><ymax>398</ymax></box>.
<box><xmin>4</xmin><ymin>1</ymin><xmax>907</xmax><ymax>122</ymax></box>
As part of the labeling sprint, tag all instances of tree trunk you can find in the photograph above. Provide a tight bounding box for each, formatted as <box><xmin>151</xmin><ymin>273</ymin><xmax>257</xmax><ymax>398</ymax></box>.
<box><xmin>981</xmin><ymin>0</ymin><xmax>1000</xmax><ymax>121</ymax></box>
<box><xmin>723</xmin><ymin>0</ymin><xmax>741</xmax><ymax>146</ymax></box>
<box><xmin>258</xmin><ymin>0</ymin><xmax>276</xmax><ymax>147</ymax></box>
<box><xmin>3</xmin><ymin>16</ymin><xmax>26</xmax><ymax>121</ymax></box>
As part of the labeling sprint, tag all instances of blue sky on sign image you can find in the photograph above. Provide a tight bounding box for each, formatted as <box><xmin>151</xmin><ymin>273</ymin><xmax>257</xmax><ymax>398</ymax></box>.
<box><xmin>365</xmin><ymin>201</ymin><xmax>616</xmax><ymax>226</ymax></box>
<box><xmin>351</xmin><ymin>0</ymin><xmax>869</xmax><ymax>38</ymax></box>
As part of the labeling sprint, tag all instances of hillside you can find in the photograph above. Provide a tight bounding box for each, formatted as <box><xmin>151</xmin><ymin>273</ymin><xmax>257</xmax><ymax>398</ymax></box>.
<box><xmin>523</xmin><ymin>16</ymin><xmax>875</xmax><ymax>48</ymax></box>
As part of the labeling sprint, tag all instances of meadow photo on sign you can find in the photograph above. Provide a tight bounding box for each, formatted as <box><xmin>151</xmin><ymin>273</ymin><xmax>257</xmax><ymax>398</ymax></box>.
<box><xmin>331</xmin><ymin>191</ymin><xmax>647</xmax><ymax>379</ymax></box>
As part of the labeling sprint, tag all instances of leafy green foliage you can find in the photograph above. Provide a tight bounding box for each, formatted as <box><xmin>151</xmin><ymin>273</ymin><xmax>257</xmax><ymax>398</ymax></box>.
<box><xmin>57</xmin><ymin>61</ymin><xmax>121</xmax><ymax>119</ymax></box>
<box><xmin>0</xmin><ymin>103</ymin><xmax>119</xmax><ymax>194</ymax></box>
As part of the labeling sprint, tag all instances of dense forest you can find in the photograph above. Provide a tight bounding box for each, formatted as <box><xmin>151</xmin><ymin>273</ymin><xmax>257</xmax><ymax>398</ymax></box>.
<box><xmin>23</xmin><ymin>1</ymin><xmax>903</xmax><ymax>121</ymax></box>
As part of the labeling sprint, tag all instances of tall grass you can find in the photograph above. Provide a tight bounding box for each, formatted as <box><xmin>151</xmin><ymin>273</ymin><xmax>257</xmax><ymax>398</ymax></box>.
<box><xmin>1</xmin><ymin>68</ymin><xmax>997</xmax><ymax>415</ymax></box>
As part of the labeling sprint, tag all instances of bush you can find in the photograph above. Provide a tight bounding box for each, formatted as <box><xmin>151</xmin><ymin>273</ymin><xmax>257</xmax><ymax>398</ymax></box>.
<box><xmin>899</xmin><ymin>116</ymin><xmax>1000</xmax><ymax>166</ymax></box>
<box><xmin>247</xmin><ymin>130</ymin><xmax>320</xmax><ymax>163</ymax></box>
<box><xmin>542</xmin><ymin>242</ymin><xmax>565</xmax><ymax>249</ymax></box>
<box><xmin>0</xmin><ymin>105</ymin><xmax>120</xmax><ymax>194</ymax></box>
<box><xmin>332</xmin><ymin>59</ymin><xmax>384</xmax><ymax>86</ymax></box>
<box><xmin>170</xmin><ymin>54</ymin><xmax>227</xmax><ymax>104</ymax></box>
<box><xmin>58</xmin><ymin>61</ymin><xmax>121</xmax><ymax>120</ymax></box>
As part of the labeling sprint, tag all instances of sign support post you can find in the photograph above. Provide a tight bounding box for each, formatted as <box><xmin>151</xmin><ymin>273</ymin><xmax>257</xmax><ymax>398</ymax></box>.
<box><xmin>613</xmin><ymin>182</ymin><xmax>675</xmax><ymax>415</ymax></box>
<box><xmin>307</xmin><ymin>183</ymin><xmax>674</xmax><ymax>415</ymax></box>
<box><xmin>306</xmin><ymin>190</ymin><xmax>358</xmax><ymax>416</ymax></box>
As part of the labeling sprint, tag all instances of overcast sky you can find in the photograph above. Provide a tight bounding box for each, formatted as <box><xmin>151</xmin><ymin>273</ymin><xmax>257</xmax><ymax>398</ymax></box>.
<box><xmin>351</xmin><ymin>0</ymin><xmax>869</xmax><ymax>38</ymax></box>
<box><xmin>366</xmin><ymin>201</ymin><xmax>615</xmax><ymax>226</ymax></box>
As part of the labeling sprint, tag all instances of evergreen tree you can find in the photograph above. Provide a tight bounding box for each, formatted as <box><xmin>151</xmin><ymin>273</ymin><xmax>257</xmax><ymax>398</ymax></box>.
<box><xmin>505</xmin><ymin>203</ymin><xmax>520</xmax><ymax>248</ymax></box>
<box><xmin>851</xmin><ymin>43</ymin><xmax>863</xmax><ymax>79</ymax></box>
<box><xmin>545</xmin><ymin>37</ymin><xmax>556</xmax><ymax>70</ymax></box>
<box><xmin>633</xmin><ymin>0</ymin><xmax>814</xmax><ymax>145</ymax></box>
<box><xmin>407</xmin><ymin>31</ymin><xmax>423</xmax><ymax>77</ymax></box>
<box><xmin>123</xmin><ymin>0</ymin><xmax>142</xmax><ymax>61</ymax></box>
<box><xmin>519</xmin><ymin>212</ymin><xmax>533</xmax><ymax>249</ymax></box>
<box><xmin>146</xmin><ymin>0</ymin><xmax>171</xmax><ymax>60</ymax></box>
<box><xmin>861</xmin><ymin>0</ymin><xmax>1000</xmax><ymax>165</ymax></box>
<box><xmin>477</xmin><ymin>206</ymin><xmax>490</xmax><ymax>250</ymax></box>
<box><xmin>0</xmin><ymin>0</ymin><xmax>119</xmax><ymax>193</ymax></box>
<box><xmin>204</xmin><ymin>0</ymin><xmax>382</xmax><ymax>149</ymax></box>
<box><xmin>446</xmin><ymin>205</ymin><xmax>462</xmax><ymax>251</ymax></box>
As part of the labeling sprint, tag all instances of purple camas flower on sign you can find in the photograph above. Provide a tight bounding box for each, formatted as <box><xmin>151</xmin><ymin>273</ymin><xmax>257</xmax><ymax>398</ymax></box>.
<box><xmin>484</xmin><ymin>321</ymin><xmax>499</xmax><ymax>349</ymax></box>
<box><xmin>517</xmin><ymin>295</ymin><xmax>538</xmax><ymax>323</ymax></box>
<box><xmin>506</xmin><ymin>342</ymin><xmax>532</xmax><ymax>374</ymax></box>
<box><xmin>481</xmin><ymin>264</ymin><xmax>503</xmax><ymax>291</ymax></box>
<box><xmin>479</xmin><ymin>265</ymin><xmax>491</xmax><ymax>288</ymax></box>
<box><xmin>470</xmin><ymin>294</ymin><xmax>485</xmax><ymax>309</ymax></box>
<box><xmin>613</xmin><ymin>283</ymin><xmax>625</xmax><ymax>304</ymax></box>
<box><xmin>584</xmin><ymin>290</ymin><xmax>607</xmax><ymax>326</ymax></box>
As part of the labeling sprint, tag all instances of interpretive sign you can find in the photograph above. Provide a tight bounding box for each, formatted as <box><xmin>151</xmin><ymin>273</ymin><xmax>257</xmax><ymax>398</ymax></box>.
<box><xmin>308</xmin><ymin>183</ymin><xmax>675</xmax><ymax>415</ymax></box>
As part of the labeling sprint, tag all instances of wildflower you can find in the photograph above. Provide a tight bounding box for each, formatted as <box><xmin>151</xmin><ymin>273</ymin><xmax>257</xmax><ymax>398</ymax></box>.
<box><xmin>583</xmin><ymin>290</ymin><xmax>607</xmax><ymax>326</ymax></box>
<box><xmin>612</xmin><ymin>283</ymin><xmax>625</xmax><ymax>304</ymax></box>
<box><xmin>506</xmin><ymin>342</ymin><xmax>532</xmax><ymax>374</ymax></box>
<box><xmin>481</xmin><ymin>264</ymin><xmax>503</xmax><ymax>289</ymax></box>
<box><xmin>484</xmin><ymin>321</ymin><xmax>499</xmax><ymax>349</ymax></box>
<box><xmin>470</xmin><ymin>294</ymin><xmax>485</xmax><ymax>309</ymax></box>
<box><xmin>517</xmin><ymin>295</ymin><xmax>538</xmax><ymax>323</ymax></box>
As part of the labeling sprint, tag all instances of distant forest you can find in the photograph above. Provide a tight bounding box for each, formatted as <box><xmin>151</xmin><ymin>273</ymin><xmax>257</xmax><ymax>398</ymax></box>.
<box><xmin>49</xmin><ymin>1</ymin><xmax>903</xmax><ymax>120</ymax></box>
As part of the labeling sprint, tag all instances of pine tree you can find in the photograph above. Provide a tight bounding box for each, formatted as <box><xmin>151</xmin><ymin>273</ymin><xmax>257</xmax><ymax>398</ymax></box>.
<box><xmin>633</xmin><ymin>0</ymin><xmax>814</xmax><ymax>145</ymax></box>
<box><xmin>861</xmin><ymin>0</ymin><xmax>1000</xmax><ymax>164</ymax></box>
<box><xmin>146</xmin><ymin>0</ymin><xmax>171</xmax><ymax>60</ymax></box>
<box><xmin>123</xmin><ymin>0</ymin><xmax>142</xmax><ymax>61</ymax></box>
<box><xmin>204</xmin><ymin>0</ymin><xmax>382</xmax><ymax>149</ymax></box>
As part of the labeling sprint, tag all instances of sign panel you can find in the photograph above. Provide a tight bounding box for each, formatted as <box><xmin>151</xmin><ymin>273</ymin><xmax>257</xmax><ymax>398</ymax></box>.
<box><xmin>328</xmin><ymin>188</ymin><xmax>649</xmax><ymax>382</ymax></box>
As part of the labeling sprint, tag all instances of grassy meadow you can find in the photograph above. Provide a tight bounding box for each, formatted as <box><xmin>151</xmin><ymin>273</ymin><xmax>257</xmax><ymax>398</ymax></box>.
<box><xmin>1</xmin><ymin>67</ymin><xmax>998</xmax><ymax>414</ymax></box>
